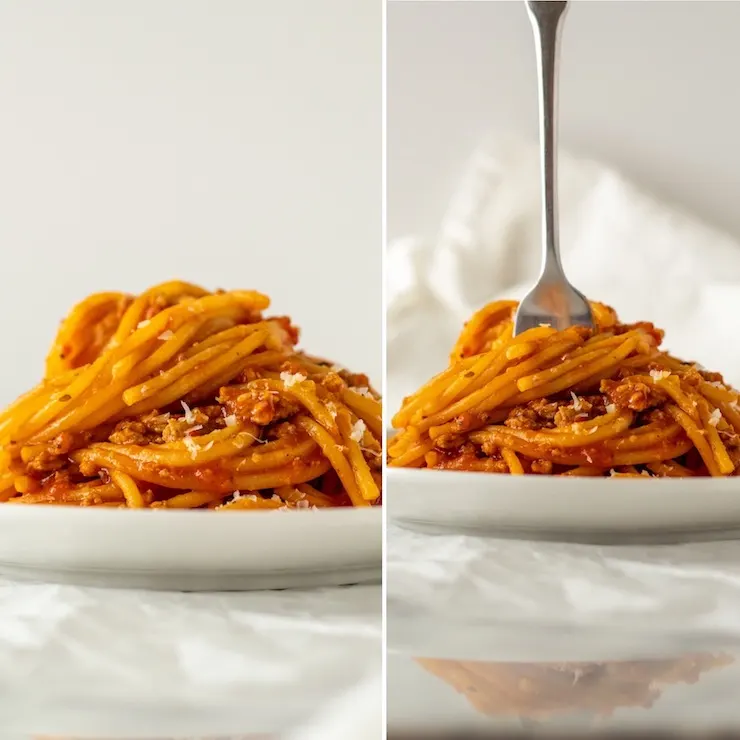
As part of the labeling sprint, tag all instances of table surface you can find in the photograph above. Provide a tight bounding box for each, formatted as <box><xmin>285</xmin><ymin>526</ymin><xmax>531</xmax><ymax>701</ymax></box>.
<box><xmin>0</xmin><ymin>579</ymin><xmax>380</xmax><ymax>739</ymax></box>
<box><xmin>386</xmin><ymin>522</ymin><xmax>740</xmax><ymax>737</ymax></box>
<box><xmin>388</xmin><ymin>628</ymin><xmax>740</xmax><ymax>736</ymax></box>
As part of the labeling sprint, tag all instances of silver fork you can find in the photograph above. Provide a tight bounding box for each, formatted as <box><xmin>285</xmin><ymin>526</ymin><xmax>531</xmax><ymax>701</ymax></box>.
<box><xmin>513</xmin><ymin>0</ymin><xmax>594</xmax><ymax>335</ymax></box>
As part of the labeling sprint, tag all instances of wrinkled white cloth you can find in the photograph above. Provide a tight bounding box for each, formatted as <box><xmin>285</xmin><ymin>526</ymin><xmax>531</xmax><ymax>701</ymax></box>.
<box><xmin>0</xmin><ymin>581</ymin><xmax>380</xmax><ymax>738</ymax></box>
<box><xmin>387</xmin><ymin>132</ymin><xmax>740</xmax><ymax>414</ymax></box>
<box><xmin>387</xmin><ymin>133</ymin><xmax>740</xmax><ymax>659</ymax></box>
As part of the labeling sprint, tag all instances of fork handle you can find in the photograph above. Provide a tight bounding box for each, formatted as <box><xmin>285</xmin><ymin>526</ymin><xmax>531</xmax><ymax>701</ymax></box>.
<box><xmin>526</xmin><ymin>0</ymin><xmax>568</xmax><ymax>280</ymax></box>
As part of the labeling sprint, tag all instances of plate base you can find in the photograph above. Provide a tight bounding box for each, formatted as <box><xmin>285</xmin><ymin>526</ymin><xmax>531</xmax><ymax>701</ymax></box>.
<box><xmin>0</xmin><ymin>561</ymin><xmax>381</xmax><ymax>591</ymax></box>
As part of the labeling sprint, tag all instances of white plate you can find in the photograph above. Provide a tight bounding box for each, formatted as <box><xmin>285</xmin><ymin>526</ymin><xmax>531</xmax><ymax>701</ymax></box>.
<box><xmin>388</xmin><ymin>468</ymin><xmax>740</xmax><ymax>543</ymax></box>
<box><xmin>0</xmin><ymin>506</ymin><xmax>381</xmax><ymax>590</ymax></box>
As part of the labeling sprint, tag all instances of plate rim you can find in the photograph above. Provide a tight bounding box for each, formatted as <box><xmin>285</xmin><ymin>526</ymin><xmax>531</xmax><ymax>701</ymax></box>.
<box><xmin>388</xmin><ymin>466</ymin><xmax>740</xmax><ymax>490</ymax></box>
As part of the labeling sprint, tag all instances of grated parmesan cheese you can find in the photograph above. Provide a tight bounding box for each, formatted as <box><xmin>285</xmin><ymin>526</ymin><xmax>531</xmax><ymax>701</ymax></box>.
<box><xmin>296</xmin><ymin>500</ymin><xmax>310</xmax><ymax>509</ymax></box>
<box><xmin>137</xmin><ymin>319</ymin><xmax>151</xmax><ymax>329</ymax></box>
<box><xmin>185</xmin><ymin>425</ymin><xmax>203</xmax><ymax>435</ymax></box>
<box><xmin>606</xmin><ymin>403</ymin><xmax>617</xmax><ymax>415</ymax></box>
<box><xmin>650</xmin><ymin>369</ymin><xmax>671</xmax><ymax>381</ymax></box>
<box><xmin>224</xmin><ymin>414</ymin><xmax>238</xmax><ymax>427</ymax></box>
<box><xmin>326</xmin><ymin>402</ymin><xmax>338</xmax><ymax>419</ymax></box>
<box><xmin>570</xmin><ymin>392</ymin><xmax>582</xmax><ymax>411</ymax></box>
<box><xmin>244</xmin><ymin>431</ymin><xmax>268</xmax><ymax>445</ymax></box>
<box><xmin>271</xmin><ymin>494</ymin><xmax>282</xmax><ymax>503</ymax></box>
<box><xmin>708</xmin><ymin>408</ymin><xmax>722</xmax><ymax>427</ymax></box>
<box><xmin>181</xmin><ymin>401</ymin><xmax>195</xmax><ymax>424</ymax></box>
<box><xmin>280</xmin><ymin>371</ymin><xmax>306</xmax><ymax>388</ymax></box>
<box><xmin>351</xmin><ymin>386</ymin><xmax>372</xmax><ymax>398</ymax></box>
<box><xmin>585</xmin><ymin>453</ymin><xmax>593</xmax><ymax>464</ymax></box>
<box><xmin>203</xmin><ymin>440</ymin><xmax>215</xmax><ymax>451</ymax></box>
<box><xmin>158</xmin><ymin>329</ymin><xmax>175</xmax><ymax>340</ymax></box>
<box><xmin>350</xmin><ymin>419</ymin><xmax>367</xmax><ymax>442</ymax></box>
<box><xmin>183</xmin><ymin>437</ymin><xmax>198</xmax><ymax>459</ymax></box>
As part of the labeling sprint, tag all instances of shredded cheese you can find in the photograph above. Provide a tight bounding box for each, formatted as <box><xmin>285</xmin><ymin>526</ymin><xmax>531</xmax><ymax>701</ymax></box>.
<box><xmin>181</xmin><ymin>401</ymin><xmax>195</xmax><ymax>424</ymax></box>
<box><xmin>224</xmin><ymin>414</ymin><xmax>238</xmax><ymax>427</ymax></box>
<box><xmin>280</xmin><ymin>371</ymin><xmax>306</xmax><ymax>388</ymax></box>
<box><xmin>158</xmin><ymin>330</ymin><xmax>175</xmax><ymax>340</ymax></box>
<box><xmin>183</xmin><ymin>437</ymin><xmax>198</xmax><ymax>459</ymax></box>
<box><xmin>650</xmin><ymin>369</ymin><xmax>671</xmax><ymax>381</ymax></box>
<box><xmin>203</xmin><ymin>440</ymin><xmax>215</xmax><ymax>451</ymax></box>
<box><xmin>605</xmin><ymin>403</ymin><xmax>617</xmax><ymax>415</ymax></box>
<box><xmin>585</xmin><ymin>453</ymin><xmax>593</xmax><ymax>464</ymax></box>
<box><xmin>708</xmin><ymin>408</ymin><xmax>722</xmax><ymax>427</ymax></box>
<box><xmin>350</xmin><ymin>419</ymin><xmax>367</xmax><ymax>442</ymax></box>
<box><xmin>185</xmin><ymin>425</ymin><xmax>203</xmax><ymax>435</ymax></box>
<box><xmin>244</xmin><ymin>431</ymin><xmax>268</xmax><ymax>445</ymax></box>
<box><xmin>326</xmin><ymin>402</ymin><xmax>338</xmax><ymax>419</ymax></box>
<box><xmin>136</xmin><ymin>319</ymin><xmax>150</xmax><ymax>329</ymax></box>
<box><xmin>570</xmin><ymin>392</ymin><xmax>582</xmax><ymax>411</ymax></box>
<box><xmin>351</xmin><ymin>386</ymin><xmax>372</xmax><ymax>398</ymax></box>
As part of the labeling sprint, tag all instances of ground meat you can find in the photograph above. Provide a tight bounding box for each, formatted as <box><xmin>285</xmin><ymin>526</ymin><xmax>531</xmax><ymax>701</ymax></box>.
<box><xmin>161</xmin><ymin>406</ymin><xmax>221</xmax><ymax>442</ymax></box>
<box><xmin>505</xmin><ymin>406</ymin><xmax>541</xmax><ymax>430</ymax></box>
<box><xmin>433</xmin><ymin>433</ymin><xmax>466</xmax><ymax>450</ymax></box>
<box><xmin>108</xmin><ymin>407</ymin><xmax>224</xmax><ymax>446</ymax></box>
<box><xmin>600</xmin><ymin>378</ymin><xmax>668</xmax><ymax>411</ymax></box>
<box><xmin>108</xmin><ymin>421</ymin><xmax>150</xmax><ymax>446</ymax></box>
<box><xmin>26</xmin><ymin>431</ymin><xmax>92</xmax><ymax>473</ymax></box>
<box><xmin>219</xmin><ymin>382</ymin><xmax>300</xmax><ymax>427</ymax></box>
<box><xmin>432</xmin><ymin>446</ymin><xmax>508</xmax><ymax>473</ymax></box>
<box><xmin>320</xmin><ymin>371</ymin><xmax>345</xmax><ymax>394</ymax></box>
<box><xmin>554</xmin><ymin>396</ymin><xmax>595</xmax><ymax>427</ymax></box>
<box><xmin>699</xmin><ymin>368</ymin><xmax>726</xmax><ymax>384</ymax></box>
<box><xmin>265</xmin><ymin>421</ymin><xmax>301</xmax><ymax>443</ymax></box>
<box><xmin>530</xmin><ymin>459</ymin><xmax>553</xmax><ymax>475</ymax></box>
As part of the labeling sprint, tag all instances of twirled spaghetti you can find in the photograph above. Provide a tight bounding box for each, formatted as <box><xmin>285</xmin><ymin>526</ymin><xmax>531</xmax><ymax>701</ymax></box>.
<box><xmin>390</xmin><ymin>300</ymin><xmax>740</xmax><ymax>477</ymax></box>
<box><xmin>0</xmin><ymin>281</ymin><xmax>382</xmax><ymax>509</ymax></box>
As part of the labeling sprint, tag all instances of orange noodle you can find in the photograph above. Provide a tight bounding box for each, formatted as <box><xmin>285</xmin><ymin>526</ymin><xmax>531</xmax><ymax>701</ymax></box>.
<box><xmin>389</xmin><ymin>300</ymin><xmax>740</xmax><ymax>477</ymax></box>
<box><xmin>0</xmin><ymin>281</ymin><xmax>381</xmax><ymax>508</ymax></box>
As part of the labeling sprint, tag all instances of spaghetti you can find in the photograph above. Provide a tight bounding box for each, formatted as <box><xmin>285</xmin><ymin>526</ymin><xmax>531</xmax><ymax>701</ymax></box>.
<box><xmin>0</xmin><ymin>281</ymin><xmax>382</xmax><ymax>509</ymax></box>
<box><xmin>390</xmin><ymin>300</ymin><xmax>740</xmax><ymax>477</ymax></box>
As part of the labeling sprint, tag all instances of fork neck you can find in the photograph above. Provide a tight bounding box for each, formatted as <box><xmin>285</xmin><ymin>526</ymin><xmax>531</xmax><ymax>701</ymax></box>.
<box><xmin>527</xmin><ymin>1</ymin><xmax>568</xmax><ymax>278</ymax></box>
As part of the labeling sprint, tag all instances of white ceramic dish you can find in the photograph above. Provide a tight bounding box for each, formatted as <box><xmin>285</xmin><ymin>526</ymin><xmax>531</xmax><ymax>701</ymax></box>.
<box><xmin>388</xmin><ymin>468</ymin><xmax>740</xmax><ymax>543</ymax></box>
<box><xmin>0</xmin><ymin>506</ymin><xmax>381</xmax><ymax>590</ymax></box>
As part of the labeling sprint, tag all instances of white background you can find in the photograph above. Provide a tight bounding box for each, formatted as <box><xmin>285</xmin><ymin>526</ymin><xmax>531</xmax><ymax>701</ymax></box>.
<box><xmin>0</xmin><ymin>0</ymin><xmax>381</xmax><ymax>405</ymax></box>
<box><xmin>388</xmin><ymin>0</ymin><xmax>740</xmax><ymax>242</ymax></box>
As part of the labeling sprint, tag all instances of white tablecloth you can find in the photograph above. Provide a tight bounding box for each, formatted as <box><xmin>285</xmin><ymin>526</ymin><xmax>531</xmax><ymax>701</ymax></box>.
<box><xmin>0</xmin><ymin>580</ymin><xmax>381</xmax><ymax>738</ymax></box>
